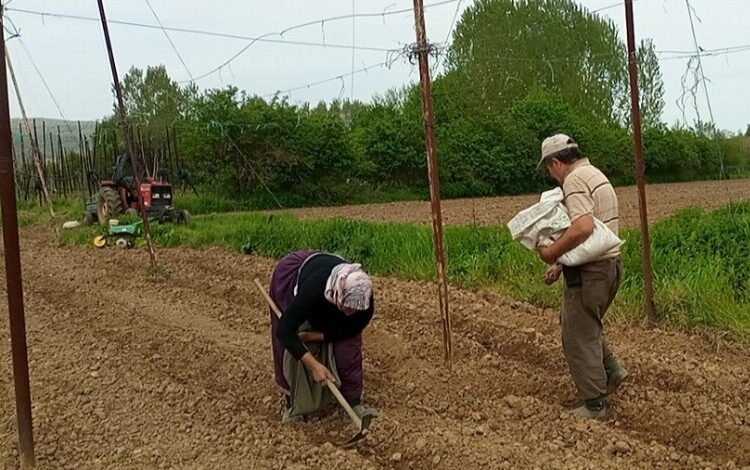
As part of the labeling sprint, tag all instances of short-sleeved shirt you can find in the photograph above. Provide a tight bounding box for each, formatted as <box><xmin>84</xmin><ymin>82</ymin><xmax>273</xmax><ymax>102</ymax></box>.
<box><xmin>562</xmin><ymin>158</ymin><xmax>620</xmax><ymax>260</ymax></box>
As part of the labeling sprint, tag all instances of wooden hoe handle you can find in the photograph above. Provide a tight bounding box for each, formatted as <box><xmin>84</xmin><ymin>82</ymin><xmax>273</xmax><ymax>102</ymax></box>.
<box><xmin>254</xmin><ymin>278</ymin><xmax>282</xmax><ymax>319</ymax></box>
<box><xmin>325</xmin><ymin>380</ymin><xmax>363</xmax><ymax>429</ymax></box>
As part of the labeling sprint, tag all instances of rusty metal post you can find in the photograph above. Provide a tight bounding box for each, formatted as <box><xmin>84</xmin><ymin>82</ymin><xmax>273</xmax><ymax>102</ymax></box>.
<box><xmin>411</xmin><ymin>0</ymin><xmax>452</xmax><ymax>368</ymax></box>
<box><xmin>97</xmin><ymin>0</ymin><xmax>158</xmax><ymax>268</ymax></box>
<box><xmin>0</xmin><ymin>6</ymin><xmax>36</xmax><ymax>468</ymax></box>
<box><xmin>624</xmin><ymin>0</ymin><xmax>656</xmax><ymax>323</ymax></box>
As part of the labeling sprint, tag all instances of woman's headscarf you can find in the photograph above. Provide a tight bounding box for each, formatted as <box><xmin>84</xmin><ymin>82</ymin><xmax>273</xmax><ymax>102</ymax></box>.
<box><xmin>324</xmin><ymin>263</ymin><xmax>373</xmax><ymax>311</ymax></box>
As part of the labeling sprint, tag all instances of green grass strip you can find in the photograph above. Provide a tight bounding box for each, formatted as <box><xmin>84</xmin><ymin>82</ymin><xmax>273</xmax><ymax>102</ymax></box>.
<box><xmin>58</xmin><ymin>202</ymin><xmax>750</xmax><ymax>339</ymax></box>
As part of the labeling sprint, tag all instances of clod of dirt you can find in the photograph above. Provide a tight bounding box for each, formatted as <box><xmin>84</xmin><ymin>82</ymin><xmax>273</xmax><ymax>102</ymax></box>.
<box><xmin>611</xmin><ymin>441</ymin><xmax>632</xmax><ymax>455</ymax></box>
<box><xmin>391</xmin><ymin>452</ymin><xmax>402</xmax><ymax>462</ymax></box>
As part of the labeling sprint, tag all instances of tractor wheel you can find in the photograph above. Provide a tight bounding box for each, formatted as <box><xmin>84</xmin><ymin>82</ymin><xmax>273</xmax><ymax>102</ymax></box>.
<box><xmin>93</xmin><ymin>235</ymin><xmax>107</xmax><ymax>248</ymax></box>
<box><xmin>97</xmin><ymin>187</ymin><xmax>124</xmax><ymax>225</ymax></box>
<box><xmin>83</xmin><ymin>212</ymin><xmax>95</xmax><ymax>226</ymax></box>
<box><xmin>176</xmin><ymin>209</ymin><xmax>191</xmax><ymax>225</ymax></box>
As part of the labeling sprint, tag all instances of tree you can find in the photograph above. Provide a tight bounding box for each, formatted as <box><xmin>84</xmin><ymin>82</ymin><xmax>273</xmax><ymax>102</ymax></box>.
<box><xmin>119</xmin><ymin>65</ymin><xmax>190</xmax><ymax>142</ymax></box>
<box><xmin>637</xmin><ymin>39</ymin><xmax>666</xmax><ymax>128</ymax></box>
<box><xmin>445</xmin><ymin>0</ymin><xmax>629</xmax><ymax>123</ymax></box>
<box><xmin>745</xmin><ymin>124</ymin><xmax>750</xmax><ymax>137</ymax></box>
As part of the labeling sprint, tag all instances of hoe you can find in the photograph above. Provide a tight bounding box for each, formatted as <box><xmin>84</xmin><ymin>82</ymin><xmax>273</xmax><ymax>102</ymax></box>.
<box><xmin>254</xmin><ymin>279</ymin><xmax>373</xmax><ymax>445</ymax></box>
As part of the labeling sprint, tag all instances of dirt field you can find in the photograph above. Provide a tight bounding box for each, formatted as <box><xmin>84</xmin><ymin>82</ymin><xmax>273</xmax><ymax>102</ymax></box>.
<box><xmin>1</xmin><ymin>229</ymin><xmax>749</xmax><ymax>469</ymax></box>
<box><xmin>278</xmin><ymin>179</ymin><xmax>750</xmax><ymax>227</ymax></box>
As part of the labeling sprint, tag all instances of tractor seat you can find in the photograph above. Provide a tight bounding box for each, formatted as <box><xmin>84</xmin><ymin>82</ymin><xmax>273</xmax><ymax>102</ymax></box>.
<box><xmin>121</xmin><ymin>176</ymin><xmax>136</xmax><ymax>190</ymax></box>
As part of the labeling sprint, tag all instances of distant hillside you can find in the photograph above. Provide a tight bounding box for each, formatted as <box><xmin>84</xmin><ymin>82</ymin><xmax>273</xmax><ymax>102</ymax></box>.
<box><xmin>10</xmin><ymin>118</ymin><xmax>97</xmax><ymax>158</ymax></box>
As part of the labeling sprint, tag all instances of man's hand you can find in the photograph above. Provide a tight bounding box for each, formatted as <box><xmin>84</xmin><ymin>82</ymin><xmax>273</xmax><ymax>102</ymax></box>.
<box><xmin>536</xmin><ymin>214</ymin><xmax>595</xmax><ymax>265</ymax></box>
<box><xmin>543</xmin><ymin>263</ymin><xmax>563</xmax><ymax>285</ymax></box>
<box><xmin>537</xmin><ymin>245</ymin><xmax>557</xmax><ymax>265</ymax></box>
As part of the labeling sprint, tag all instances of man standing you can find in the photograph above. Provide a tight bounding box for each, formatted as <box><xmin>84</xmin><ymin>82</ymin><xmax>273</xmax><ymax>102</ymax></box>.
<box><xmin>536</xmin><ymin>134</ymin><xmax>628</xmax><ymax>419</ymax></box>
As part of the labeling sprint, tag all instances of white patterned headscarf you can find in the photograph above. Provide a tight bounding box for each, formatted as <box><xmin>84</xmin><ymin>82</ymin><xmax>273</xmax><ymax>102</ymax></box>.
<box><xmin>324</xmin><ymin>263</ymin><xmax>373</xmax><ymax>312</ymax></box>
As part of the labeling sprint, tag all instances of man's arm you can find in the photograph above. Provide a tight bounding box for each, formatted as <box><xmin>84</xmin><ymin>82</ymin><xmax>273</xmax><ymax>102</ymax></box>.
<box><xmin>538</xmin><ymin>214</ymin><xmax>594</xmax><ymax>264</ymax></box>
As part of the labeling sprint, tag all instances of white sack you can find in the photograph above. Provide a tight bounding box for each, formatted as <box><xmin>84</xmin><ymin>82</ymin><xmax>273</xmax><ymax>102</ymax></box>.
<box><xmin>507</xmin><ymin>188</ymin><xmax>569</xmax><ymax>250</ymax></box>
<box><xmin>507</xmin><ymin>188</ymin><xmax>624</xmax><ymax>266</ymax></box>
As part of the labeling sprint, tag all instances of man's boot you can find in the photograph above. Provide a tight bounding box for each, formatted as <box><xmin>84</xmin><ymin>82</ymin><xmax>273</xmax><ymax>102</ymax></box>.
<box><xmin>566</xmin><ymin>397</ymin><xmax>610</xmax><ymax>420</ymax></box>
<box><xmin>604</xmin><ymin>355</ymin><xmax>629</xmax><ymax>396</ymax></box>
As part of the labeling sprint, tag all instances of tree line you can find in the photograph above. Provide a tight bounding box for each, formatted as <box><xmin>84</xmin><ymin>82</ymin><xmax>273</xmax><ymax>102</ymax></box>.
<box><xmin>92</xmin><ymin>0</ymin><xmax>749</xmax><ymax>208</ymax></box>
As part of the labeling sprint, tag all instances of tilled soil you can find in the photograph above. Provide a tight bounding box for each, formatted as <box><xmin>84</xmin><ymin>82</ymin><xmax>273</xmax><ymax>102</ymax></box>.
<box><xmin>276</xmin><ymin>179</ymin><xmax>750</xmax><ymax>228</ymax></box>
<box><xmin>1</xmin><ymin>229</ymin><xmax>749</xmax><ymax>469</ymax></box>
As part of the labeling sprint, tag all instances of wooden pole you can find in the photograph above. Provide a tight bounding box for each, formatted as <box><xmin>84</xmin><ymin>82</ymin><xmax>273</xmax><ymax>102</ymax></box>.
<box><xmin>624</xmin><ymin>0</ymin><xmax>657</xmax><ymax>324</ymax></box>
<box><xmin>5</xmin><ymin>49</ymin><xmax>56</xmax><ymax>223</ymax></box>
<box><xmin>0</xmin><ymin>6</ymin><xmax>36</xmax><ymax>467</ymax></box>
<box><xmin>411</xmin><ymin>0</ymin><xmax>452</xmax><ymax>368</ymax></box>
<box><xmin>78</xmin><ymin>121</ymin><xmax>85</xmax><ymax>194</ymax></box>
<box><xmin>49</xmin><ymin>132</ymin><xmax>56</xmax><ymax>195</ymax></box>
<box><xmin>165</xmin><ymin>126</ymin><xmax>173</xmax><ymax>177</ymax></box>
<box><xmin>97</xmin><ymin>0</ymin><xmax>158</xmax><ymax>268</ymax></box>
<box><xmin>57</xmin><ymin>126</ymin><xmax>67</xmax><ymax>197</ymax></box>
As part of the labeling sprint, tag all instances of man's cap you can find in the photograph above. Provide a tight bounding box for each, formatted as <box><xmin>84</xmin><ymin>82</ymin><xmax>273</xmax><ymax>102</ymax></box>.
<box><xmin>537</xmin><ymin>134</ymin><xmax>579</xmax><ymax>169</ymax></box>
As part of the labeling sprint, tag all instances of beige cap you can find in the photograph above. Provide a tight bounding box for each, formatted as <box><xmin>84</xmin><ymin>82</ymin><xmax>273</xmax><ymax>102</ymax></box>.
<box><xmin>537</xmin><ymin>134</ymin><xmax>578</xmax><ymax>168</ymax></box>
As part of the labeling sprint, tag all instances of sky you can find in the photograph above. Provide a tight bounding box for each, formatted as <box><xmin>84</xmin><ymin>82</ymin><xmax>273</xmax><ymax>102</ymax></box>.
<box><xmin>3</xmin><ymin>0</ymin><xmax>749</xmax><ymax>133</ymax></box>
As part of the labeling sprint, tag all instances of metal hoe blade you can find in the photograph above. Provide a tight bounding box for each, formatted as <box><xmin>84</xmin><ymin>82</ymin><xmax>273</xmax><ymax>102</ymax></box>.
<box><xmin>343</xmin><ymin>414</ymin><xmax>373</xmax><ymax>445</ymax></box>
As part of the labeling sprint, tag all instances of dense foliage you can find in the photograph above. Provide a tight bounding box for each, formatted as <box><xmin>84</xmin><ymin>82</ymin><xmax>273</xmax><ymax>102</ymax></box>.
<box><xmin>94</xmin><ymin>0</ymin><xmax>749</xmax><ymax>209</ymax></box>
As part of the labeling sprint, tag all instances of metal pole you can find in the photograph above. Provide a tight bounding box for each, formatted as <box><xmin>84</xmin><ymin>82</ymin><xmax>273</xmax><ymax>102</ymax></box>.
<box><xmin>0</xmin><ymin>6</ymin><xmax>36</xmax><ymax>468</ymax></box>
<box><xmin>411</xmin><ymin>0</ymin><xmax>452</xmax><ymax>368</ymax></box>
<box><xmin>624</xmin><ymin>0</ymin><xmax>657</xmax><ymax>323</ymax></box>
<box><xmin>97</xmin><ymin>0</ymin><xmax>158</xmax><ymax>267</ymax></box>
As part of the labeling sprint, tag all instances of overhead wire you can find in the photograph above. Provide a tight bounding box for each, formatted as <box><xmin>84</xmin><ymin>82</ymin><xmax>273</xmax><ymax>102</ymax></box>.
<box><xmin>182</xmin><ymin>0</ymin><xmax>461</xmax><ymax>83</ymax></box>
<box><xmin>685</xmin><ymin>0</ymin><xmax>715</xmax><ymax>124</ymax></box>
<box><xmin>138</xmin><ymin>1</ymin><xmax>282</xmax><ymax>206</ymax></box>
<box><xmin>6</xmin><ymin>0</ymin><xmax>679</xmax><ymax>101</ymax></box>
<box><xmin>263</xmin><ymin>61</ymin><xmax>391</xmax><ymax>98</ymax></box>
<box><xmin>659</xmin><ymin>45</ymin><xmax>750</xmax><ymax>61</ymax></box>
<box><xmin>275</xmin><ymin>0</ymin><xmax>460</xmax><ymax>36</ymax></box>
<box><xmin>5</xmin><ymin>1</ymin><xmax>461</xmax><ymax>86</ymax></box>
<box><xmin>144</xmin><ymin>0</ymin><xmax>194</xmax><ymax>81</ymax></box>
<box><xmin>261</xmin><ymin>41</ymin><xmax>750</xmax><ymax>100</ymax></box>
<box><xmin>683</xmin><ymin>0</ymin><xmax>727</xmax><ymax>182</ymax></box>
<box><xmin>5</xmin><ymin>7</ymin><xmax>399</xmax><ymax>54</ymax></box>
<box><xmin>430</xmin><ymin>0</ymin><xmax>465</xmax><ymax>76</ymax></box>
<box><xmin>7</xmin><ymin>0</ymin><xmax>748</xmax><ymax>123</ymax></box>
<box><xmin>14</xmin><ymin>36</ymin><xmax>78</xmax><ymax>136</ymax></box>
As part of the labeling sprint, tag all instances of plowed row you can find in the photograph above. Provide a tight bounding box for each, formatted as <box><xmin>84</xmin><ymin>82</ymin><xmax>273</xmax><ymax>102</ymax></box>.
<box><xmin>1</xmin><ymin>229</ymin><xmax>748</xmax><ymax>468</ymax></box>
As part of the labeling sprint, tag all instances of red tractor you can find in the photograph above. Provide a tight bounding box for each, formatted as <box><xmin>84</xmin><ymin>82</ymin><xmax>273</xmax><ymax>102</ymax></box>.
<box><xmin>85</xmin><ymin>154</ymin><xmax>190</xmax><ymax>225</ymax></box>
